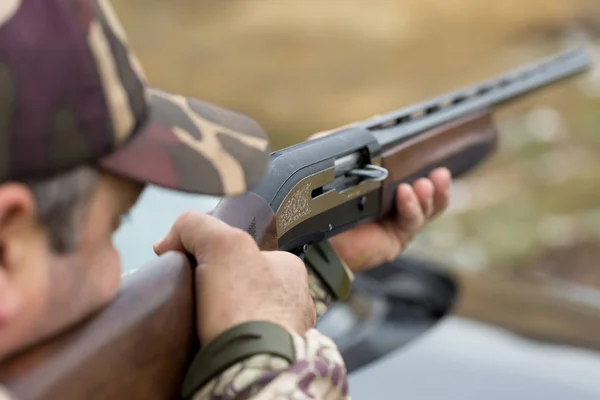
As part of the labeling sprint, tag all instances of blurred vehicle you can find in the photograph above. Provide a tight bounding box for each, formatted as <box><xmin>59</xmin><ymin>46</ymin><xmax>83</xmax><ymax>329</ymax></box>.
<box><xmin>116</xmin><ymin>186</ymin><xmax>600</xmax><ymax>400</ymax></box>
<box><xmin>324</xmin><ymin>259</ymin><xmax>600</xmax><ymax>400</ymax></box>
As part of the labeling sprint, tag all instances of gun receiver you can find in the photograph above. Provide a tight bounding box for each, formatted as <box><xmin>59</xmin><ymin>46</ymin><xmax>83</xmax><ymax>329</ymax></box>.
<box><xmin>212</xmin><ymin>48</ymin><xmax>593</xmax><ymax>253</ymax></box>
<box><xmin>0</xmin><ymin>48</ymin><xmax>592</xmax><ymax>400</ymax></box>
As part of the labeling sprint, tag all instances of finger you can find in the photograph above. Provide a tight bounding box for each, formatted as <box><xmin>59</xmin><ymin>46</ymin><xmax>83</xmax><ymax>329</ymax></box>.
<box><xmin>153</xmin><ymin>229</ymin><xmax>186</xmax><ymax>256</ymax></box>
<box><xmin>412</xmin><ymin>178</ymin><xmax>435</xmax><ymax>218</ymax></box>
<box><xmin>153</xmin><ymin>211</ymin><xmax>235</xmax><ymax>259</ymax></box>
<box><xmin>395</xmin><ymin>183</ymin><xmax>425</xmax><ymax>232</ymax></box>
<box><xmin>261</xmin><ymin>251</ymin><xmax>316</xmax><ymax>330</ymax></box>
<box><xmin>262</xmin><ymin>251</ymin><xmax>308</xmax><ymax>284</ymax></box>
<box><xmin>429</xmin><ymin>168</ymin><xmax>452</xmax><ymax>216</ymax></box>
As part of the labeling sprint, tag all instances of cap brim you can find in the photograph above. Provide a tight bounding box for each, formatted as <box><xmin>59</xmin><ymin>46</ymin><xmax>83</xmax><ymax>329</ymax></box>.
<box><xmin>99</xmin><ymin>88</ymin><xmax>271</xmax><ymax>196</ymax></box>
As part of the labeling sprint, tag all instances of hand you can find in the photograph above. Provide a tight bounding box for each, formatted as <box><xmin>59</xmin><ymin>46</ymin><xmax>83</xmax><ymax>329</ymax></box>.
<box><xmin>329</xmin><ymin>168</ymin><xmax>451</xmax><ymax>273</ymax></box>
<box><xmin>154</xmin><ymin>211</ymin><xmax>316</xmax><ymax>344</ymax></box>
<box><xmin>309</xmin><ymin>126</ymin><xmax>452</xmax><ymax>273</ymax></box>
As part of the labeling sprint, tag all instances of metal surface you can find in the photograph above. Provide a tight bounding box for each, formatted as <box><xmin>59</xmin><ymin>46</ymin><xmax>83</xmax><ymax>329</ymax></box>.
<box><xmin>318</xmin><ymin>257</ymin><xmax>457</xmax><ymax>373</ymax></box>
<box><xmin>347</xmin><ymin>165</ymin><xmax>389</xmax><ymax>182</ymax></box>
<box><xmin>274</xmin><ymin>156</ymin><xmax>383</xmax><ymax>238</ymax></box>
<box><xmin>316</xmin><ymin>256</ymin><xmax>600</xmax><ymax>400</ymax></box>
<box><xmin>334</xmin><ymin>153</ymin><xmax>362</xmax><ymax>176</ymax></box>
<box><xmin>361</xmin><ymin>48</ymin><xmax>592</xmax><ymax>149</ymax></box>
<box><xmin>348</xmin><ymin>316</ymin><xmax>600</xmax><ymax>400</ymax></box>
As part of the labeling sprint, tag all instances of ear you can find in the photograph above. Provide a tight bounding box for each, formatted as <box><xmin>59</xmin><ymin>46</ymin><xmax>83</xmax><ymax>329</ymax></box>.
<box><xmin>0</xmin><ymin>183</ymin><xmax>36</xmax><ymax>326</ymax></box>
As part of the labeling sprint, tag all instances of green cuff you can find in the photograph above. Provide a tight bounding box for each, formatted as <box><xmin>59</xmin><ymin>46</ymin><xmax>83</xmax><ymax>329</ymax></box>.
<box><xmin>180</xmin><ymin>321</ymin><xmax>296</xmax><ymax>399</ymax></box>
<box><xmin>304</xmin><ymin>240</ymin><xmax>353</xmax><ymax>301</ymax></box>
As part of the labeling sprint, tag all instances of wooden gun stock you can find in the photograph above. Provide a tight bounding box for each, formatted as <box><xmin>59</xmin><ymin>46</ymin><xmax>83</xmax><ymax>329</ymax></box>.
<box><xmin>0</xmin><ymin>252</ymin><xmax>197</xmax><ymax>400</ymax></box>
<box><xmin>380</xmin><ymin>110</ymin><xmax>497</xmax><ymax>215</ymax></box>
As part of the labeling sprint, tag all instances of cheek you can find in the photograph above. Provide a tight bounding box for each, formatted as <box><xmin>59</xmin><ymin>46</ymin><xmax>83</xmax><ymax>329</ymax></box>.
<box><xmin>86</xmin><ymin>238</ymin><xmax>123</xmax><ymax>306</ymax></box>
<box><xmin>0</xmin><ymin>244</ymin><xmax>56</xmax><ymax>356</ymax></box>
<box><xmin>36</xmin><ymin>242</ymin><xmax>122</xmax><ymax>344</ymax></box>
<box><xmin>77</xmin><ymin>220</ymin><xmax>123</xmax><ymax>309</ymax></box>
<box><xmin>78</xmin><ymin>188</ymin><xmax>128</xmax><ymax>310</ymax></box>
<box><xmin>12</xmin><ymin>246</ymin><xmax>52</xmax><ymax>336</ymax></box>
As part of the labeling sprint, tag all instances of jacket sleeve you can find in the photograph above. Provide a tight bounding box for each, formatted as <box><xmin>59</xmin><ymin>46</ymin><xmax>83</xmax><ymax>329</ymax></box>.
<box><xmin>308</xmin><ymin>268</ymin><xmax>336</xmax><ymax>319</ymax></box>
<box><xmin>191</xmin><ymin>329</ymin><xmax>350</xmax><ymax>400</ymax></box>
<box><xmin>189</xmin><ymin>243</ymin><xmax>354</xmax><ymax>400</ymax></box>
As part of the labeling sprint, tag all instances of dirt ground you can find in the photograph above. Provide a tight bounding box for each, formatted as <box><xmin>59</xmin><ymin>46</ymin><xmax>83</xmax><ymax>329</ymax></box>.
<box><xmin>113</xmin><ymin>0</ymin><xmax>598</xmax><ymax>145</ymax></box>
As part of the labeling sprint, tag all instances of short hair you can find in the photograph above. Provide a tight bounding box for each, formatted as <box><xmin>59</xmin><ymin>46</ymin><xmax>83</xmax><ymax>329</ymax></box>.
<box><xmin>26</xmin><ymin>166</ymin><xmax>99</xmax><ymax>253</ymax></box>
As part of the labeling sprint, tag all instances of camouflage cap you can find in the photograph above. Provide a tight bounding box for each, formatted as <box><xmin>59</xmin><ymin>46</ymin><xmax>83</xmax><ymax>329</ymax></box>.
<box><xmin>0</xmin><ymin>0</ymin><xmax>270</xmax><ymax>196</ymax></box>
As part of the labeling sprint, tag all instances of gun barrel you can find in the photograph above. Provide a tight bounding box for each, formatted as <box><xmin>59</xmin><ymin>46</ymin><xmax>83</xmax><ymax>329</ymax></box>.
<box><xmin>363</xmin><ymin>48</ymin><xmax>593</xmax><ymax>150</ymax></box>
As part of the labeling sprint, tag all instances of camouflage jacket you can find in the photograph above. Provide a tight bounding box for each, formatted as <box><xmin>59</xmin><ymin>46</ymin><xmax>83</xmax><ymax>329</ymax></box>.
<box><xmin>191</xmin><ymin>269</ymin><xmax>351</xmax><ymax>400</ymax></box>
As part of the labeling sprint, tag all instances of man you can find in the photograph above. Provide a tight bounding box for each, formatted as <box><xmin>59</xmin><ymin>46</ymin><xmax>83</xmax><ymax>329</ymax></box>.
<box><xmin>0</xmin><ymin>0</ymin><xmax>451</xmax><ymax>398</ymax></box>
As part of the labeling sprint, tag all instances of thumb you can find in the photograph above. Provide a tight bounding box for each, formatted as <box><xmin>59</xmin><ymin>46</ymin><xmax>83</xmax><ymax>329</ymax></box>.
<box><xmin>153</xmin><ymin>227</ymin><xmax>185</xmax><ymax>256</ymax></box>
<box><xmin>153</xmin><ymin>212</ymin><xmax>203</xmax><ymax>256</ymax></box>
<box><xmin>153</xmin><ymin>211</ymin><xmax>234</xmax><ymax>258</ymax></box>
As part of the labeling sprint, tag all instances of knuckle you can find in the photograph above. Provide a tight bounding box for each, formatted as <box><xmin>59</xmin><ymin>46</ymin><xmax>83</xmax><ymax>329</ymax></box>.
<box><xmin>228</xmin><ymin>228</ymin><xmax>257</xmax><ymax>249</ymax></box>
<box><xmin>402</xmin><ymin>214</ymin><xmax>424</xmax><ymax>232</ymax></box>
<box><xmin>262</xmin><ymin>251</ymin><xmax>309</xmax><ymax>288</ymax></box>
<box><xmin>384</xmin><ymin>243</ymin><xmax>401</xmax><ymax>263</ymax></box>
<box><xmin>175</xmin><ymin>210</ymin><xmax>200</xmax><ymax>230</ymax></box>
<box><xmin>384</xmin><ymin>232</ymin><xmax>406</xmax><ymax>262</ymax></box>
<box><xmin>279</xmin><ymin>252</ymin><xmax>308</xmax><ymax>274</ymax></box>
<box><xmin>211</xmin><ymin>226</ymin><xmax>256</xmax><ymax>252</ymax></box>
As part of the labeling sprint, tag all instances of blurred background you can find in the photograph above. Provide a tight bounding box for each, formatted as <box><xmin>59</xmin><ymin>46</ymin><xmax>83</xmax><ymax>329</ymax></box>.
<box><xmin>112</xmin><ymin>1</ymin><xmax>600</xmax><ymax>350</ymax></box>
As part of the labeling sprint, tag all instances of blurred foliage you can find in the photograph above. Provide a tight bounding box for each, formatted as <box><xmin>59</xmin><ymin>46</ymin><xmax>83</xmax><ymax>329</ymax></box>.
<box><xmin>113</xmin><ymin>0</ymin><xmax>600</xmax><ymax>288</ymax></box>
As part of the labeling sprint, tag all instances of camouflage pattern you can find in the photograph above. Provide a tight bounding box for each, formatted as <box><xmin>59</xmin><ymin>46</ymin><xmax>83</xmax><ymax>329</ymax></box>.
<box><xmin>194</xmin><ymin>330</ymin><xmax>350</xmax><ymax>400</ymax></box>
<box><xmin>0</xmin><ymin>0</ymin><xmax>270</xmax><ymax>195</ymax></box>
<box><xmin>192</xmin><ymin>267</ymin><xmax>352</xmax><ymax>400</ymax></box>
<box><xmin>308</xmin><ymin>269</ymin><xmax>337</xmax><ymax>318</ymax></box>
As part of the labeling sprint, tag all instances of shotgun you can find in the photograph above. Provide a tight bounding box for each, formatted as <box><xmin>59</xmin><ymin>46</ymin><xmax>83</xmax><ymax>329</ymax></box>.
<box><xmin>0</xmin><ymin>48</ymin><xmax>592</xmax><ymax>400</ymax></box>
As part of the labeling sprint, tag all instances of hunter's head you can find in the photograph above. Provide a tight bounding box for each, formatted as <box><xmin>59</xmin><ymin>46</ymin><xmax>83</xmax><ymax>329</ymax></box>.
<box><xmin>0</xmin><ymin>0</ymin><xmax>269</xmax><ymax>359</ymax></box>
